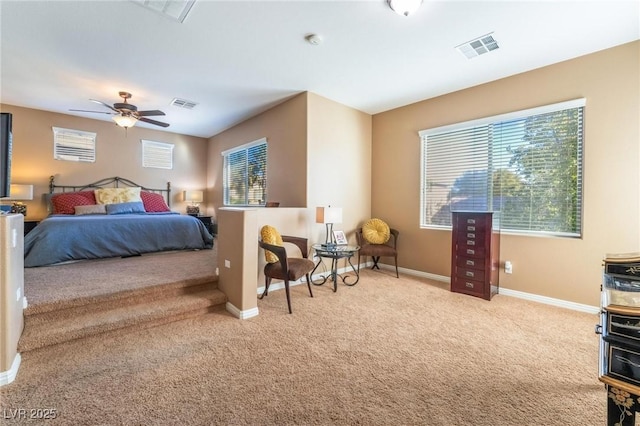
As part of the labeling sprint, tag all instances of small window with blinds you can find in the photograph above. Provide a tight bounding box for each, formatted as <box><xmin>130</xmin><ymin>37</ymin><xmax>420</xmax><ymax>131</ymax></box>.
<box><xmin>222</xmin><ymin>138</ymin><xmax>267</xmax><ymax>206</ymax></box>
<box><xmin>141</xmin><ymin>140</ymin><xmax>174</xmax><ymax>169</ymax></box>
<box><xmin>52</xmin><ymin>127</ymin><xmax>96</xmax><ymax>162</ymax></box>
<box><xmin>419</xmin><ymin>99</ymin><xmax>585</xmax><ymax>237</ymax></box>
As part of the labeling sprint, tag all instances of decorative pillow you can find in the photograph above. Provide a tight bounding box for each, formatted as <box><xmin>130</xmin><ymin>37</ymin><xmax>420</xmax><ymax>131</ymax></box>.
<box><xmin>94</xmin><ymin>187</ymin><xmax>142</xmax><ymax>205</ymax></box>
<box><xmin>260</xmin><ymin>225</ymin><xmax>283</xmax><ymax>264</ymax></box>
<box><xmin>51</xmin><ymin>191</ymin><xmax>97</xmax><ymax>215</ymax></box>
<box><xmin>140</xmin><ymin>191</ymin><xmax>170</xmax><ymax>212</ymax></box>
<box><xmin>362</xmin><ymin>218</ymin><xmax>390</xmax><ymax>244</ymax></box>
<box><xmin>74</xmin><ymin>204</ymin><xmax>107</xmax><ymax>215</ymax></box>
<box><xmin>106</xmin><ymin>201</ymin><xmax>147</xmax><ymax>215</ymax></box>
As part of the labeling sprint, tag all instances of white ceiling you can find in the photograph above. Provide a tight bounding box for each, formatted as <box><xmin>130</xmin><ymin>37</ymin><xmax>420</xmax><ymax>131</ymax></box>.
<box><xmin>1</xmin><ymin>0</ymin><xmax>638</xmax><ymax>138</ymax></box>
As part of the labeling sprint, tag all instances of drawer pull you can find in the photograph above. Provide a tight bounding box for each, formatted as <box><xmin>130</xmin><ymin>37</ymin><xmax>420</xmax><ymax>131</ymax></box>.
<box><xmin>611</xmin><ymin>322</ymin><xmax>640</xmax><ymax>333</ymax></box>
<box><xmin>467</xmin><ymin>240</ymin><xmax>475</xmax><ymax>246</ymax></box>
<box><xmin>467</xmin><ymin>226</ymin><xmax>475</xmax><ymax>231</ymax></box>
<box><xmin>465</xmin><ymin>282</ymin><xmax>474</xmax><ymax>288</ymax></box>
<box><xmin>465</xmin><ymin>271</ymin><xmax>475</xmax><ymax>277</ymax></box>
<box><xmin>466</xmin><ymin>249</ymin><xmax>475</xmax><ymax>255</ymax></box>
<box><xmin>615</xmin><ymin>355</ymin><xmax>640</xmax><ymax>369</ymax></box>
<box><xmin>467</xmin><ymin>233</ymin><xmax>475</xmax><ymax>239</ymax></box>
<box><xmin>467</xmin><ymin>219</ymin><xmax>476</xmax><ymax>224</ymax></box>
<box><xmin>466</xmin><ymin>260</ymin><xmax>475</xmax><ymax>266</ymax></box>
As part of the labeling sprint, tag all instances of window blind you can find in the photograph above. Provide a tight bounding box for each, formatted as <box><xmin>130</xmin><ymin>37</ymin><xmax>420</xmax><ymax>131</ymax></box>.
<box><xmin>420</xmin><ymin>99</ymin><xmax>585</xmax><ymax>237</ymax></box>
<box><xmin>222</xmin><ymin>138</ymin><xmax>267</xmax><ymax>206</ymax></box>
<box><xmin>52</xmin><ymin>127</ymin><xmax>96</xmax><ymax>162</ymax></box>
<box><xmin>142</xmin><ymin>140</ymin><xmax>174</xmax><ymax>169</ymax></box>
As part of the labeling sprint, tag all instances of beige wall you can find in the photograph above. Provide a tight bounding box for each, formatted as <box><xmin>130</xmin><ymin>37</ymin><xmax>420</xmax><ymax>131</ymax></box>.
<box><xmin>217</xmin><ymin>208</ymin><xmax>259</xmax><ymax>313</ymax></box>
<box><xmin>217</xmin><ymin>207</ymin><xmax>312</xmax><ymax>314</ymax></box>
<box><xmin>0</xmin><ymin>104</ymin><xmax>208</xmax><ymax>219</ymax></box>
<box><xmin>206</xmin><ymin>93</ymin><xmax>308</xmax><ymax>219</ymax></box>
<box><xmin>372</xmin><ymin>41</ymin><xmax>640</xmax><ymax>307</ymax></box>
<box><xmin>307</xmin><ymin>92</ymin><xmax>372</xmax><ymax>245</ymax></box>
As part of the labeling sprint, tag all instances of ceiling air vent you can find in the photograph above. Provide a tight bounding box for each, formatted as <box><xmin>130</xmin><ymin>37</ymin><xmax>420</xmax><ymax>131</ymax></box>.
<box><xmin>170</xmin><ymin>98</ymin><xmax>198</xmax><ymax>109</ymax></box>
<box><xmin>456</xmin><ymin>33</ymin><xmax>500</xmax><ymax>59</ymax></box>
<box><xmin>131</xmin><ymin>0</ymin><xmax>196</xmax><ymax>23</ymax></box>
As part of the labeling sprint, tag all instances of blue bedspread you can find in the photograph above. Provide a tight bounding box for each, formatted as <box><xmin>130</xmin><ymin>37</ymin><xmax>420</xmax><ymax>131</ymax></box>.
<box><xmin>24</xmin><ymin>213</ymin><xmax>213</xmax><ymax>267</ymax></box>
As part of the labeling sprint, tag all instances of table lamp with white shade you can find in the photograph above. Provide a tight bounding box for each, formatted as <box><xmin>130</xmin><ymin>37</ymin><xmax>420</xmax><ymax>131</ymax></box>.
<box><xmin>1</xmin><ymin>184</ymin><xmax>33</xmax><ymax>216</ymax></box>
<box><xmin>315</xmin><ymin>206</ymin><xmax>343</xmax><ymax>245</ymax></box>
<box><xmin>183</xmin><ymin>190</ymin><xmax>204</xmax><ymax>216</ymax></box>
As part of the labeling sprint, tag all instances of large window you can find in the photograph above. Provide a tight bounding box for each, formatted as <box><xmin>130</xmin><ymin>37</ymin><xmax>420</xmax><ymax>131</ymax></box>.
<box><xmin>420</xmin><ymin>99</ymin><xmax>584</xmax><ymax>237</ymax></box>
<box><xmin>222</xmin><ymin>138</ymin><xmax>267</xmax><ymax>206</ymax></box>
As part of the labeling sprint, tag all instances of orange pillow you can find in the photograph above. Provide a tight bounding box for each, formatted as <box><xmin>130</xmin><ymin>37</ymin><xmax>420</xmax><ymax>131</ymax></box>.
<box><xmin>260</xmin><ymin>225</ymin><xmax>283</xmax><ymax>263</ymax></box>
<box><xmin>362</xmin><ymin>218</ymin><xmax>390</xmax><ymax>244</ymax></box>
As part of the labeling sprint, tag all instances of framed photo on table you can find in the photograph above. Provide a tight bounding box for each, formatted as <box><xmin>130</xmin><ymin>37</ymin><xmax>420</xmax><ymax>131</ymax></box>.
<box><xmin>333</xmin><ymin>230</ymin><xmax>348</xmax><ymax>245</ymax></box>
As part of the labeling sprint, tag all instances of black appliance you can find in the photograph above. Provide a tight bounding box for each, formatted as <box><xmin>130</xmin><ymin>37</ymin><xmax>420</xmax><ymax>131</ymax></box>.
<box><xmin>0</xmin><ymin>113</ymin><xmax>12</xmax><ymax>198</ymax></box>
<box><xmin>597</xmin><ymin>253</ymin><xmax>640</xmax><ymax>425</ymax></box>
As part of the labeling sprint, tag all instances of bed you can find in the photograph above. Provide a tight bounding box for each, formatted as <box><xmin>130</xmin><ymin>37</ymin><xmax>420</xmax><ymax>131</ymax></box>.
<box><xmin>24</xmin><ymin>176</ymin><xmax>213</xmax><ymax>267</ymax></box>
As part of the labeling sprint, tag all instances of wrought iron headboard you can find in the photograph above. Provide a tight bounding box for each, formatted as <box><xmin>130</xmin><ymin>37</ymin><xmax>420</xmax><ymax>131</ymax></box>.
<box><xmin>48</xmin><ymin>176</ymin><xmax>172</xmax><ymax>207</ymax></box>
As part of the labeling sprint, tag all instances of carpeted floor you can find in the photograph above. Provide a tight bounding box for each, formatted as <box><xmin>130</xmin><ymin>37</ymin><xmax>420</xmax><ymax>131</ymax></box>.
<box><xmin>1</xmin><ymin>268</ymin><xmax>604</xmax><ymax>425</ymax></box>
<box><xmin>23</xmin><ymin>249</ymin><xmax>218</xmax><ymax>309</ymax></box>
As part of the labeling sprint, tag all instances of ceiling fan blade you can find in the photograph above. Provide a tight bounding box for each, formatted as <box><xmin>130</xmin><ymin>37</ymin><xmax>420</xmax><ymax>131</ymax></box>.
<box><xmin>137</xmin><ymin>110</ymin><xmax>165</xmax><ymax>117</ymax></box>
<box><xmin>89</xmin><ymin>99</ymin><xmax>118</xmax><ymax>112</ymax></box>
<box><xmin>139</xmin><ymin>117</ymin><xmax>170</xmax><ymax>128</ymax></box>
<box><xmin>69</xmin><ymin>109</ymin><xmax>115</xmax><ymax>115</ymax></box>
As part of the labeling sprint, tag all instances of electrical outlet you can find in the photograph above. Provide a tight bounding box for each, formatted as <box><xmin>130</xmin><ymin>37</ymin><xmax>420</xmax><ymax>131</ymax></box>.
<box><xmin>224</xmin><ymin>260</ymin><xmax>231</xmax><ymax>268</ymax></box>
<box><xmin>505</xmin><ymin>261</ymin><xmax>513</xmax><ymax>274</ymax></box>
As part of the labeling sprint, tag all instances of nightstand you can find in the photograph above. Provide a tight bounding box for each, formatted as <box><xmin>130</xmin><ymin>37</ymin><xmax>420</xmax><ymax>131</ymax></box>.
<box><xmin>193</xmin><ymin>215</ymin><xmax>215</xmax><ymax>235</ymax></box>
<box><xmin>24</xmin><ymin>219</ymin><xmax>40</xmax><ymax>236</ymax></box>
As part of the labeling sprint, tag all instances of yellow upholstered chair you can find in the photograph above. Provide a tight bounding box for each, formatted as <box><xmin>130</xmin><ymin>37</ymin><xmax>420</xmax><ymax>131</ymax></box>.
<box><xmin>259</xmin><ymin>225</ymin><xmax>314</xmax><ymax>314</ymax></box>
<box><xmin>355</xmin><ymin>218</ymin><xmax>399</xmax><ymax>278</ymax></box>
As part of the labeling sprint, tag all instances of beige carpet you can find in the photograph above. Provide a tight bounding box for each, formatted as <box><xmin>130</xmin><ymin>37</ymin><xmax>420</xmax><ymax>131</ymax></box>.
<box><xmin>23</xmin><ymin>248</ymin><xmax>218</xmax><ymax>311</ymax></box>
<box><xmin>18</xmin><ymin>249</ymin><xmax>222</xmax><ymax>352</ymax></box>
<box><xmin>1</xmin><ymin>269</ymin><xmax>604</xmax><ymax>425</ymax></box>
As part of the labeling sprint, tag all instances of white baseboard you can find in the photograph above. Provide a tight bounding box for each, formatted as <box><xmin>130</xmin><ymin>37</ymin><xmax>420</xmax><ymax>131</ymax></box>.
<box><xmin>497</xmin><ymin>287</ymin><xmax>600</xmax><ymax>314</ymax></box>
<box><xmin>226</xmin><ymin>302</ymin><xmax>259</xmax><ymax>320</ymax></box>
<box><xmin>255</xmin><ymin>260</ymin><xmax>600</xmax><ymax>315</ymax></box>
<box><xmin>375</xmin><ymin>263</ymin><xmax>599</xmax><ymax>314</ymax></box>
<box><xmin>0</xmin><ymin>353</ymin><xmax>21</xmax><ymax>387</ymax></box>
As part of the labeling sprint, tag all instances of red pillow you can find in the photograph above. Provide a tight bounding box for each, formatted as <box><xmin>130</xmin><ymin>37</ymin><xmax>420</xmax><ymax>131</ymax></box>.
<box><xmin>51</xmin><ymin>191</ymin><xmax>97</xmax><ymax>215</ymax></box>
<box><xmin>140</xmin><ymin>191</ymin><xmax>170</xmax><ymax>212</ymax></box>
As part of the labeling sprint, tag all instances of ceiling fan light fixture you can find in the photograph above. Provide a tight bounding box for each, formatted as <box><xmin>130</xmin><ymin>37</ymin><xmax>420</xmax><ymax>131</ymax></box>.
<box><xmin>387</xmin><ymin>0</ymin><xmax>423</xmax><ymax>17</ymax></box>
<box><xmin>113</xmin><ymin>115</ymin><xmax>137</xmax><ymax>128</ymax></box>
<box><xmin>72</xmin><ymin>92</ymin><xmax>169</xmax><ymax>129</ymax></box>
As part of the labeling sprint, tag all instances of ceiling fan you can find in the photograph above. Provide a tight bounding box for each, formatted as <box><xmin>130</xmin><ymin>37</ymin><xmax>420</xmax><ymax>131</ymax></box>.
<box><xmin>70</xmin><ymin>91</ymin><xmax>169</xmax><ymax>128</ymax></box>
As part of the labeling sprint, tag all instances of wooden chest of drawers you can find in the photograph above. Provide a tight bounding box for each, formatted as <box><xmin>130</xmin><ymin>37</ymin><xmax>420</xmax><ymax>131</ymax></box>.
<box><xmin>450</xmin><ymin>211</ymin><xmax>500</xmax><ymax>300</ymax></box>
